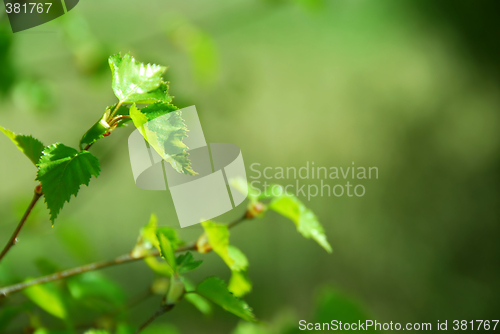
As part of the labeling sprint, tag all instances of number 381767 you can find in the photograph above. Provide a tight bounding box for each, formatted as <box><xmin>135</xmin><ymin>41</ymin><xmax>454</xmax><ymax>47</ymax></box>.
<box><xmin>5</xmin><ymin>3</ymin><xmax>52</xmax><ymax>14</ymax></box>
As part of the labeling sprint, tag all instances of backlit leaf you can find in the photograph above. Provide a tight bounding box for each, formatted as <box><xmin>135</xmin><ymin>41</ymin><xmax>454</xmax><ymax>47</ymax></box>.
<box><xmin>129</xmin><ymin>103</ymin><xmax>195</xmax><ymax>175</ymax></box>
<box><xmin>196</xmin><ymin>277</ymin><xmax>256</xmax><ymax>322</ymax></box>
<box><xmin>157</xmin><ymin>230</ymin><xmax>177</xmax><ymax>274</ymax></box>
<box><xmin>133</xmin><ymin>214</ymin><xmax>181</xmax><ymax>276</ymax></box>
<box><xmin>108</xmin><ymin>53</ymin><xmax>172</xmax><ymax>104</ymax></box>
<box><xmin>36</xmin><ymin>143</ymin><xmax>100</xmax><ymax>223</ymax></box>
<box><xmin>201</xmin><ymin>221</ymin><xmax>252</xmax><ymax>297</ymax></box>
<box><xmin>23</xmin><ymin>283</ymin><xmax>67</xmax><ymax>319</ymax></box>
<box><xmin>269</xmin><ymin>193</ymin><xmax>332</xmax><ymax>253</ymax></box>
<box><xmin>0</xmin><ymin>126</ymin><xmax>44</xmax><ymax>165</ymax></box>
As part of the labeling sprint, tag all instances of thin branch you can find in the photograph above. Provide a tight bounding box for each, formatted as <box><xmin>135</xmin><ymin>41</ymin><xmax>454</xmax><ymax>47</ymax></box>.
<box><xmin>227</xmin><ymin>212</ymin><xmax>248</xmax><ymax>229</ymax></box>
<box><xmin>0</xmin><ymin>185</ymin><xmax>42</xmax><ymax>264</ymax></box>
<box><xmin>0</xmin><ymin>242</ymin><xmax>196</xmax><ymax>297</ymax></box>
<box><xmin>134</xmin><ymin>304</ymin><xmax>174</xmax><ymax>334</ymax></box>
<box><xmin>0</xmin><ymin>213</ymin><xmax>248</xmax><ymax>297</ymax></box>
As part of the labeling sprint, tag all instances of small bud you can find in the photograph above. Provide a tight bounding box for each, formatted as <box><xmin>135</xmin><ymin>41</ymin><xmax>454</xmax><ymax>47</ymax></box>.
<box><xmin>35</xmin><ymin>184</ymin><xmax>42</xmax><ymax>195</ymax></box>
<box><xmin>196</xmin><ymin>233</ymin><xmax>212</xmax><ymax>254</ymax></box>
<box><xmin>245</xmin><ymin>201</ymin><xmax>266</xmax><ymax>219</ymax></box>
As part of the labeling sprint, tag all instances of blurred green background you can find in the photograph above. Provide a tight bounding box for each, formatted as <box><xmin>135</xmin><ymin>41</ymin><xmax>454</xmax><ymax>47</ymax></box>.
<box><xmin>1</xmin><ymin>0</ymin><xmax>499</xmax><ymax>333</ymax></box>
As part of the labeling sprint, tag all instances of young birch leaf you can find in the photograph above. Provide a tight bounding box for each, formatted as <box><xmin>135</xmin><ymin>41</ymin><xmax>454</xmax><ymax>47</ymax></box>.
<box><xmin>196</xmin><ymin>277</ymin><xmax>256</xmax><ymax>322</ymax></box>
<box><xmin>176</xmin><ymin>252</ymin><xmax>203</xmax><ymax>274</ymax></box>
<box><xmin>157</xmin><ymin>230</ymin><xmax>177</xmax><ymax>274</ymax></box>
<box><xmin>269</xmin><ymin>193</ymin><xmax>332</xmax><ymax>253</ymax></box>
<box><xmin>0</xmin><ymin>126</ymin><xmax>44</xmax><ymax>165</ymax></box>
<box><xmin>36</xmin><ymin>143</ymin><xmax>100</xmax><ymax>223</ymax></box>
<box><xmin>132</xmin><ymin>214</ymin><xmax>181</xmax><ymax>276</ymax></box>
<box><xmin>201</xmin><ymin>221</ymin><xmax>252</xmax><ymax>297</ymax></box>
<box><xmin>228</xmin><ymin>268</ymin><xmax>252</xmax><ymax>298</ymax></box>
<box><xmin>108</xmin><ymin>53</ymin><xmax>172</xmax><ymax>104</ymax></box>
<box><xmin>129</xmin><ymin>103</ymin><xmax>196</xmax><ymax>175</ymax></box>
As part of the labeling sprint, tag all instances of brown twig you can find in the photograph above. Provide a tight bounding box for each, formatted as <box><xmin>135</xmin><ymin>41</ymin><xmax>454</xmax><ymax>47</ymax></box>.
<box><xmin>0</xmin><ymin>185</ymin><xmax>43</xmax><ymax>264</ymax></box>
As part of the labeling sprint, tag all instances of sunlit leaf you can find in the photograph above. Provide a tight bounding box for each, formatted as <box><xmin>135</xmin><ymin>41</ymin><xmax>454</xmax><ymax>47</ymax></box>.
<box><xmin>83</xmin><ymin>330</ymin><xmax>111</xmax><ymax>334</ymax></box>
<box><xmin>231</xmin><ymin>322</ymin><xmax>272</xmax><ymax>334</ymax></box>
<box><xmin>269</xmin><ymin>194</ymin><xmax>332</xmax><ymax>253</ymax></box>
<box><xmin>0</xmin><ymin>126</ymin><xmax>44</xmax><ymax>165</ymax></box>
<box><xmin>108</xmin><ymin>53</ymin><xmax>172</xmax><ymax>104</ymax></box>
<box><xmin>157</xmin><ymin>230</ymin><xmax>177</xmax><ymax>274</ymax></box>
<box><xmin>36</xmin><ymin>143</ymin><xmax>100</xmax><ymax>223</ymax></box>
<box><xmin>23</xmin><ymin>283</ymin><xmax>67</xmax><ymax>319</ymax></box>
<box><xmin>228</xmin><ymin>271</ymin><xmax>252</xmax><ymax>298</ymax></box>
<box><xmin>129</xmin><ymin>103</ymin><xmax>195</xmax><ymax>175</ymax></box>
<box><xmin>133</xmin><ymin>214</ymin><xmax>180</xmax><ymax>276</ymax></box>
<box><xmin>201</xmin><ymin>221</ymin><xmax>252</xmax><ymax>297</ymax></box>
<box><xmin>139</xmin><ymin>324</ymin><xmax>180</xmax><ymax>334</ymax></box>
<box><xmin>196</xmin><ymin>277</ymin><xmax>256</xmax><ymax>322</ymax></box>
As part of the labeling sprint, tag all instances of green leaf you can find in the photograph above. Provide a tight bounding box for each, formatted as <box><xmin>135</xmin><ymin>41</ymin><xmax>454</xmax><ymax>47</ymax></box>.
<box><xmin>115</xmin><ymin>323</ymin><xmax>134</xmax><ymax>334</ymax></box>
<box><xmin>34</xmin><ymin>329</ymin><xmax>71</xmax><ymax>334</ymax></box>
<box><xmin>0</xmin><ymin>126</ymin><xmax>44</xmax><ymax>165</ymax></box>
<box><xmin>185</xmin><ymin>293</ymin><xmax>212</xmax><ymax>316</ymax></box>
<box><xmin>83</xmin><ymin>330</ymin><xmax>110</xmax><ymax>334</ymax></box>
<box><xmin>132</xmin><ymin>214</ymin><xmax>159</xmax><ymax>256</ymax></box>
<box><xmin>228</xmin><ymin>271</ymin><xmax>252</xmax><ymax>298</ymax></box>
<box><xmin>129</xmin><ymin>103</ymin><xmax>195</xmax><ymax>175</ymax></box>
<box><xmin>182</xmin><ymin>277</ymin><xmax>212</xmax><ymax>315</ymax></box>
<box><xmin>136</xmin><ymin>324</ymin><xmax>180</xmax><ymax>334</ymax></box>
<box><xmin>269</xmin><ymin>194</ymin><xmax>332</xmax><ymax>253</ymax></box>
<box><xmin>108</xmin><ymin>53</ymin><xmax>172</xmax><ymax>104</ymax></box>
<box><xmin>231</xmin><ymin>178</ymin><xmax>259</xmax><ymax>202</ymax></box>
<box><xmin>176</xmin><ymin>252</ymin><xmax>203</xmax><ymax>274</ymax></box>
<box><xmin>144</xmin><ymin>257</ymin><xmax>173</xmax><ymax>277</ymax></box>
<box><xmin>157</xmin><ymin>230</ymin><xmax>177</xmax><ymax>274</ymax></box>
<box><xmin>133</xmin><ymin>214</ymin><xmax>181</xmax><ymax>276</ymax></box>
<box><xmin>196</xmin><ymin>277</ymin><xmax>256</xmax><ymax>322</ymax></box>
<box><xmin>201</xmin><ymin>221</ymin><xmax>245</xmax><ymax>271</ymax></box>
<box><xmin>67</xmin><ymin>272</ymin><xmax>126</xmax><ymax>311</ymax></box>
<box><xmin>24</xmin><ymin>283</ymin><xmax>67</xmax><ymax>319</ymax></box>
<box><xmin>166</xmin><ymin>274</ymin><xmax>185</xmax><ymax>305</ymax></box>
<box><xmin>231</xmin><ymin>322</ymin><xmax>272</xmax><ymax>334</ymax></box>
<box><xmin>201</xmin><ymin>221</ymin><xmax>252</xmax><ymax>297</ymax></box>
<box><xmin>36</xmin><ymin>143</ymin><xmax>100</xmax><ymax>223</ymax></box>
